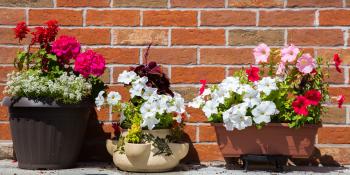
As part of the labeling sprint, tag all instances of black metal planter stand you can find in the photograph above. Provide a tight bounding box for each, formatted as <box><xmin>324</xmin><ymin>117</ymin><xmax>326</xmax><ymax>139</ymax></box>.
<box><xmin>240</xmin><ymin>155</ymin><xmax>289</xmax><ymax>172</ymax></box>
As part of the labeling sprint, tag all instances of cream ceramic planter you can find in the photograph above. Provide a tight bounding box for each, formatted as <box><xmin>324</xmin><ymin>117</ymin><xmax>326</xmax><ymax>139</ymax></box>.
<box><xmin>106</xmin><ymin>129</ymin><xmax>189</xmax><ymax>172</ymax></box>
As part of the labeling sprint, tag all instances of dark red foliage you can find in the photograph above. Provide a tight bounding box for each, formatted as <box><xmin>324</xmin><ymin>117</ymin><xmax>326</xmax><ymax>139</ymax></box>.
<box><xmin>13</xmin><ymin>22</ymin><xmax>29</xmax><ymax>42</ymax></box>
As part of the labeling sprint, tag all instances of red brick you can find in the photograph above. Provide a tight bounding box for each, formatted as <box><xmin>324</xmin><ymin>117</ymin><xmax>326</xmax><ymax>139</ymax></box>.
<box><xmin>321</xmin><ymin>107</ymin><xmax>346</xmax><ymax>124</ymax></box>
<box><xmin>187</xmin><ymin>107</ymin><xmax>207</xmax><ymax>123</ymax></box>
<box><xmin>0</xmin><ymin>123</ymin><xmax>11</xmax><ymax>140</ymax></box>
<box><xmin>318</xmin><ymin>127</ymin><xmax>350</xmax><ymax>144</ymax></box>
<box><xmin>87</xmin><ymin>10</ymin><xmax>139</xmax><ymax>26</ymax></box>
<box><xmin>108</xmin><ymin>85</ymin><xmax>130</xmax><ymax>102</ymax></box>
<box><xmin>0</xmin><ymin>66</ymin><xmax>15</xmax><ymax>83</ymax></box>
<box><xmin>320</xmin><ymin>10</ymin><xmax>350</xmax><ymax>26</ymax></box>
<box><xmin>325</xmin><ymin>68</ymin><xmax>345</xmax><ymax>84</ymax></box>
<box><xmin>0</xmin><ymin>0</ymin><xmax>53</xmax><ymax>7</ymax></box>
<box><xmin>58</xmin><ymin>29</ymin><xmax>110</xmax><ymax>45</ymax></box>
<box><xmin>201</xmin><ymin>48</ymin><xmax>254</xmax><ymax>64</ymax></box>
<box><xmin>201</xmin><ymin>11</ymin><xmax>256</xmax><ymax>26</ymax></box>
<box><xmin>96</xmin><ymin>106</ymin><xmax>110</xmax><ymax>121</ymax></box>
<box><xmin>288</xmin><ymin>0</ymin><xmax>342</xmax><ymax>7</ymax></box>
<box><xmin>100</xmin><ymin>68</ymin><xmax>110</xmax><ymax>84</ymax></box>
<box><xmin>171</xmin><ymin>66</ymin><xmax>225</xmax><ymax>83</ymax></box>
<box><xmin>183</xmin><ymin>125</ymin><xmax>197</xmax><ymax>142</ymax></box>
<box><xmin>142</xmin><ymin>48</ymin><xmax>196</xmax><ymax>65</ymax></box>
<box><xmin>29</xmin><ymin>9</ymin><xmax>82</xmax><ymax>26</ymax></box>
<box><xmin>193</xmin><ymin>144</ymin><xmax>224</xmax><ymax>161</ymax></box>
<box><xmin>0</xmin><ymin>28</ymin><xmax>30</xmax><ymax>45</ymax></box>
<box><xmin>172</xmin><ymin>86</ymin><xmax>198</xmax><ymax>102</ymax></box>
<box><xmin>171</xmin><ymin>0</ymin><xmax>224</xmax><ymax>8</ymax></box>
<box><xmin>229</xmin><ymin>29</ymin><xmax>284</xmax><ymax>46</ymax></box>
<box><xmin>113</xmin><ymin>0</ymin><xmax>167</xmax><ymax>7</ymax></box>
<box><xmin>329</xmin><ymin>87</ymin><xmax>350</xmax><ymax>103</ymax></box>
<box><xmin>0</xmin><ymin>106</ymin><xmax>9</xmax><ymax>121</ymax></box>
<box><xmin>260</xmin><ymin>10</ymin><xmax>315</xmax><ymax>27</ymax></box>
<box><xmin>288</xmin><ymin>29</ymin><xmax>343</xmax><ymax>46</ymax></box>
<box><xmin>172</xmin><ymin>29</ymin><xmax>225</xmax><ymax>46</ymax></box>
<box><xmin>92</xmin><ymin>48</ymin><xmax>139</xmax><ymax>64</ymax></box>
<box><xmin>228</xmin><ymin>0</ymin><xmax>284</xmax><ymax>7</ymax></box>
<box><xmin>113</xmin><ymin>29</ymin><xmax>168</xmax><ymax>46</ymax></box>
<box><xmin>317</xmin><ymin>48</ymin><xmax>350</xmax><ymax>65</ymax></box>
<box><xmin>143</xmin><ymin>10</ymin><xmax>197</xmax><ymax>27</ymax></box>
<box><xmin>57</xmin><ymin>0</ymin><xmax>110</xmax><ymax>7</ymax></box>
<box><xmin>0</xmin><ymin>47</ymin><xmax>23</xmax><ymax>64</ymax></box>
<box><xmin>199</xmin><ymin>125</ymin><xmax>217</xmax><ymax>142</ymax></box>
<box><xmin>0</xmin><ymin>9</ymin><xmax>25</xmax><ymax>25</ymax></box>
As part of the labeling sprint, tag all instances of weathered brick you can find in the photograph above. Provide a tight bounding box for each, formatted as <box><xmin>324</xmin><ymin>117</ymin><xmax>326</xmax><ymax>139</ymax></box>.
<box><xmin>320</xmin><ymin>10</ymin><xmax>350</xmax><ymax>26</ymax></box>
<box><xmin>113</xmin><ymin>0</ymin><xmax>167</xmax><ymax>8</ymax></box>
<box><xmin>325</xmin><ymin>68</ymin><xmax>345</xmax><ymax>84</ymax></box>
<box><xmin>172</xmin><ymin>29</ymin><xmax>225</xmax><ymax>46</ymax></box>
<box><xmin>96</xmin><ymin>106</ymin><xmax>110</xmax><ymax>121</ymax></box>
<box><xmin>0</xmin><ymin>0</ymin><xmax>53</xmax><ymax>7</ymax></box>
<box><xmin>288</xmin><ymin>0</ymin><xmax>342</xmax><ymax>7</ymax></box>
<box><xmin>0</xmin><ymin>9</ymin><xmax>25</xmax><ymax>25</ymax></box>
<box><xmin>187</xmin><ymin>107</ymin><xmax>207</xmax><ymax>123</ymax></box>
<box><xmin>58</xmin><ymin>29</ymin><xmax>110</xmax><ymax>45</ymax></box>
<box><xmin>329</xmin><ymin>87</ymin><xmax>350</xmax><ymax>103</ymax></box>
<box><xmin>0</xmin><ymin>28</ymin><xmax>30</xmax><ymax>45</ymax></box>
<box><xmin>87</xmin><ymin>10</ymin><xmax>139</xmax><ymax>26</ymax></box>
<box><xmin>143</xmin><ymin>10</ymin><xmax>197</xmax><ymax>27</ymax></box>
<box><xmin>0</xmin><ymin>47</ymin><xmax>23</xmax><ymax>64</ymax></box>
<box><xmin>92</xmin><ymin>48</ymin><xmax>139</xmax><ymax>64</ymax></box>
<box><xmin>229</xmin><ymin>29</ymin><xmax>284</xmax><ymax>46</ymax></box>
<box><xmin>0</xmin><ymin>123</ymin><xmax>11</xmax><ymax>140</ymax></box>
<box><xmin>318</xmin><ymin>127</ymin><xmax>350</xmax><ymax>144</ymax></box>
<box><xmin>171</xmin><ymin>66</ymin><xmax>225</xmax><ymax>83</ymax></box>
<box><xmin>171</xmin><ymin>86</ymin><xmax>198</xmax><ymax>102</ymax></box>
<box><xmin>113</xmin><ymin>29</ymin><xmax>168</xmax><ymax>46</ymax></box>
<box><xmin>29</xmin><ymin>9</ymin><xmax>83</xmax><ymax>26</ymax></box>
<box><xmin>183</xmin><ymin>125</ymin><xmax>197</xmax><ymax>142</ymax></box>
<box><xmin>201</xmin><ymin>48</ymin><xmax>254</xmax><ymax>64</ymax></box>
<box><xmin>171</xmin><ymin>0</ymin><xmax>224</xmax><ymax>8</ymax></box>
<box><xmin>317</xmin><ymin>48</ymin><xmax>350</xmax><ymax>65</ymax></box>
<box><xmin>228</xmin><ymin>0</ymin><xmax>284</xmax><ymax>7</ymax></box>
<box><xmin>100</xmin><ymin>67</ymin><xmax>110</xmax><ymax>84</ymax></box>
<box><xmin>142</xmin><ymin>48</ymin><xmax>196</xmax><ymax>65</ymax></box>
<box><xmin>201</xmin><ymin>11</ymin><xmax>256</xmax><ymax>26</ymax></box>
<box><xmin>57</xmin><ymin>0</ymin><xmax>110</xmax><ymax>7</ymax></box>
<box><xmin>199</xmin><ymin>125</ymin><xmax>217</xmax><ymax>142</ymax></box>
<box><xmin>192</xmin><ymin>144</ymin><xmax>224</xmax><ymax>161</ymax></box>
<box><xmin>288</xmin><ymin>29</ymin><xmax>343</xmax><ymax>46</ymax></box>
<box><xmin>321</xmin><ymin>106</ymin><xmax>346</xmax><ymax>124</ymax></box>
<box><xmin>259</xmin><ymin>10</ymin><xmax>315</xmax><ymax>27</ymax></box>
<box><xmin>0</xmin><ymin>106</ymin><xmax>8</xmax><ymax>121</ymax></box>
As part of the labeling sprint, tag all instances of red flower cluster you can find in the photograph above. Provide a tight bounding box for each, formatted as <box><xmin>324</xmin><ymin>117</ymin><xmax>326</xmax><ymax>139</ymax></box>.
<box><xmin>199</xmin><ymin>79</ymin><xmax>207</xmax><ymax>95</ymax></box>
<box><xmin>31</xmin><ymin>20</ymin><xmax>59</xmax><ymax>47</ymax></box>
<box><xmin>246</xmin><ymin>66</ymin><xmax>260</xmax><ymax>82</ymax></box>
<box><xmin>13</xmin><ymin>22</ymin><xmax>29</xmax><ymax>42</ymax></box>
<box><xmin>292</xmin><ymin>89</ymin><xmax>322</xmax><ymax>116</ymax></box>
<box><xmin>334</xmin><ymin>53</ymin><xmax>342</xmax><ymax>73</ymax></box>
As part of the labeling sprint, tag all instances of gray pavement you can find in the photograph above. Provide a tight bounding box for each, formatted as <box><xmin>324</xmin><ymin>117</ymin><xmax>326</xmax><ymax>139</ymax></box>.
<box><xmin>0</xmin><ymin>159</ymin><xmax>350</xmax><ymax>175</ymax></box>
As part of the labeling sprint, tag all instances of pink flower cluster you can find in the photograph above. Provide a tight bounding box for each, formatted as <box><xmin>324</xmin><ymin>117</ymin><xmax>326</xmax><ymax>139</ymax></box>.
<box><xmin>74</xmin><ymin>50</ymin><xmax>106</xmax><ymax>78</ymax></box>
<box><xmin>52</xmin><ymin>36</ymin><xmax>81</xmax><ymax>63</ymax></box>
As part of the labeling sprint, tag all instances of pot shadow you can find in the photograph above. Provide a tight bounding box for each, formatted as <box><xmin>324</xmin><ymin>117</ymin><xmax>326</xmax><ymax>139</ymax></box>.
<box><xmin>78</xmin><ymin>108</ymin><xmax>112</xmax><ymax>162</ymax></box>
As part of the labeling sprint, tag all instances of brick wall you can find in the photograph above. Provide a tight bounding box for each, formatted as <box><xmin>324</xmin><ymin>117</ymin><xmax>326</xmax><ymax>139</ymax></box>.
<box><xmin>0</xmin><ymin>0</ymin><xmax>350</xmax><ymax>165</ymax></box>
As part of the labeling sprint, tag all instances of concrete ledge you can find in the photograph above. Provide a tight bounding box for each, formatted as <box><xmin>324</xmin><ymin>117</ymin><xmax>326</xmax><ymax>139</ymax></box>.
<box><xmin>0</xmin><ymin>141</ymin><xmax>13</xmax><ymax>159</ymax></box>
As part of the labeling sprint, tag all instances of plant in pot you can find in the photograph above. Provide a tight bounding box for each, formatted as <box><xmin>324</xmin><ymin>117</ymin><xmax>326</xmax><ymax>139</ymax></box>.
<box><xmin>100</xmin><ymin>47</ymin><xmax>189</xmax><ymax>172</ymax></box>
<box><xmin>3</xmin><ymin>20</ymin><xmax>107</xmax><ymax>169</ymax></box>
<box><xmin>189</xmin><ymin>43</ymin><xmax>344</xmax><ymax>159</ymax></box>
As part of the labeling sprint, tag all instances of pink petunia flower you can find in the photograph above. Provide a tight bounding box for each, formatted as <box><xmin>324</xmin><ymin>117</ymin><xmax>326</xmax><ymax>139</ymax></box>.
<box><xmin>276</xmin><ymin>62</ymin><xmax>286</xmax><ymax>75</ymax></box>
<box><xmin>74</xmin><ymin>50</ymin><xmax>106</xmax><ymax>78</ymax></box>
<box><xmin>334</xmin><ymin>53</ymin><xmax>342</xmax><ymax>73</ymax></box>
<box><xmin>281</xmin><ymin>44</ymin><xmax>300</xmax><ymax>63</ymax></box>
<box><xmin>337</xmin><ymin>95</ymin><xmax>345</xmax><ymax>108</ymax></box>
<box><xmin>253</xmin><ymin>43</ymin><xmax>270</xmax><ymax>64</ymax></box>
<box><xmin>296</xmin><ymin>53</ymin><xmax>316</xmax><ymax>74</ymax></box>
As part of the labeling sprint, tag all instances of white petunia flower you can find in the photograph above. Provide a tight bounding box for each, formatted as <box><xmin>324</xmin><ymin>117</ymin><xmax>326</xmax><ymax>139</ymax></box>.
<box><xmin>95</xmin><ymin>91</ymin><xmax>105</xmax><ymax>111</ymax></box>
<box><xmin>107</xmin><ymin>91</ymin><xmax>121</xmax><ymax>106</ymax></box>
<box><xmin>188</xmin><ymin>96</ymin><xmax>205</xmax><ymax>108</ymax></box>
<box><xmin>251</xmin><ymin>101</ymin><xmax>279</xmax><ymax>124</ymax></box>
<box><xmin>256</xmin><ymin>77</ymin><xmax>278</xmax><ymax>95</ymax></box>
<box><xmin>220</xmin><ymin>77</ymin><xmax>240</xmax><ymax>92</ymax></box>
<box><xmin>129</xmin><ymin>84</ymin><xmax>144</xmax><ymax>97</ymax></box>
<box><xmin>141</xmin><ymin>115</ymin><xmax>160</xmax><ymax>130</ymax></box>
<box><xmin>175</xmin><ymin>114</ymin><xmax>182</xmax><ymax>123</ymax></box>
<box><xmin>168</xmin><ymin>93</ymin><xmax>186</xmax><ymax>114</ymax></box>
<box><xmin>223</xmin><ymin>103</ymin><xmax>251</xmax><ymax>131</ymax></box>
<box><xmin>242</xmin><ymin>87</ymin><xmax>261</xmax><ymax>108</ymax></box>
<box><xmin>117</xmin><ymin>70</ymin><xmax>138</xmax><ymax>84</ymax></box>
<box><xmin>142</xmin><ymin>87</ymin><xmax>158</xmax><ymax>100</ymax></box>
<box><xmin>202</xmin><ymin>100</ymin><xmax>219</xmax><ymax>118</ymax></box>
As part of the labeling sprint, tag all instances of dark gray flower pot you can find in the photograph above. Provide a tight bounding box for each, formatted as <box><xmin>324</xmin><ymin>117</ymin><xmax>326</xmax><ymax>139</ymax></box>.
<box><xmin>3</xmin><ymin>97</ymin><xmax>91</xmax><ymax>170</ymax></box>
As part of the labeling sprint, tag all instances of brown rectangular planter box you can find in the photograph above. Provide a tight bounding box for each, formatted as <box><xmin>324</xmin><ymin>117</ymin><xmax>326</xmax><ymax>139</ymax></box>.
<box><xmin>213</xmin><ymin>123</ymin><xmax>320</xmax><ymax>158</ymax></box>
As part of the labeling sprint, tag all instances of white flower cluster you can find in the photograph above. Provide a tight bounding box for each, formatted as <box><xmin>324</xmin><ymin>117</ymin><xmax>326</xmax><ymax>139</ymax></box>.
<box><xmin>189</xmin><ymin>76</ymin><xmax>279</xmax><ymax>131</ymax></box>
<box><xmin>5</xmin><ymin>71</ymin><xmax>92</xmax><ymax>104</ymax></box>
<box><xmin>95</xmin><ymin>70</ymin><xmax>187</xmax><ymax>130</ymax></box>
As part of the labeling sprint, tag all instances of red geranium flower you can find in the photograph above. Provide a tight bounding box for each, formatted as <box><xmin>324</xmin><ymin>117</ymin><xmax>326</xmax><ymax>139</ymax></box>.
<box><xmin>292</xmin><ymin>96</ymin><xmax>311</xmax><ymax>116</ymax></box>
<box><xmin>13</xmin><ymin>22</ymin><xmax>29</xmax><ymax>42</ymax></box>
<box><xmin>304</xmin><ymin>89</ymin><xmax>322</xmax><ymax>106</ymax></box>
<box><xmin>246</xmin><ymin>66</ymin><xmax>260</xmax><ymax>82</ymax></box>
<box><xmin>337</xmin><ymin>95</ymin><xmax>345</xmax><ymax>108</ymax></box>
<box><xmin>199</xmin><ymin>79</ymin><xmax>207</xmax><ymax>95</ymax></box>
<box><xmin>334</xmin><ymin>53</ymin><xmax>342</xmax><ymax>73</ymax></box>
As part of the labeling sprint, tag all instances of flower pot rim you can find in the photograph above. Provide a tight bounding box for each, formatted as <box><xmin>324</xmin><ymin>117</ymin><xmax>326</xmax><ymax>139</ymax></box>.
<box><xmin>3</xmin><ymin>96</ymin><xmax>93</xmax><ymax>108</ymax></box>
<box><xmin>125</xmin><ymin>142</ymin><xmax>152</xmax><ymax>146</ymax></box>
<box><xmin>210</xmin><ymin>122</ymin><xmax>322</xmax><ymax>128</ymax></box>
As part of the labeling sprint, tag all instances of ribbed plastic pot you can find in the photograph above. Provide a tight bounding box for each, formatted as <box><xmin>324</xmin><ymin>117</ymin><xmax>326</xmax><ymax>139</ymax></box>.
<box><xmin>3</xmin><ymin>97</ymin><xmax>91</xmax><ymax>170</ymax></box>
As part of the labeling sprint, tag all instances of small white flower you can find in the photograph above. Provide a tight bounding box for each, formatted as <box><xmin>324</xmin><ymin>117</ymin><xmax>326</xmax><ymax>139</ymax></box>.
<box><xmin>220</xmin><ymin>77</ymin><xmax>240</xmax><ymax>92</ymax></box>
<box><xmin>141</xmin><ymin>115</ymin><xmax>160</xmax><ymax>130</ymax></box>
<box><xmin>251</xmin><ymin>101</ymin><xmax>279</xmax><ymax>124</ymax></box>
<box><xmin>142</xmin><ymin>87</ymin><xmax>158</xmax><ymax>100</ymax></box>
<box><xmin>188</xmin><ymin>96</ymin><xmax>205</xmax><ymax>108</ymax></box>
<box><xmin>202</xmin><ymin>100</ymin><xmax>219</xmax><ymax>118</ymax></box>
<box><xmin>95</xmin><ymin>91</ymin><xmax>105</xmax><ymax>111</ymax></box>
<box><xmin>175</xmin><ymin>114</ymin><xmax>182</xmax><ymax>123</ymax></box>
<box><xmin>168</xmin><ymin>93</ymin><xmax>185</xmax><ymax>114</ymax></box>
<box><xmin>117</xmin><ymin>70</ymin><xmax>138</xmax><ymax>84</ymax></box>
<box><xmin>256</xmin><ymin>77</ymin><xmax>278</xmax><ymax>95</ymax></box>
<box><xmin>242</xmin><ymin>87</ymin><xmax>261</xmax><ymax>108</ymax></box>
<box><xmin>107</xmin><ymin>91</ymin><xmax>121</xmax><ymax>106</ymax></box>
<box><xmin>223</xmin><ymin>103</ymin><xmax>251</xmax><ymax>131</ymax></box>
